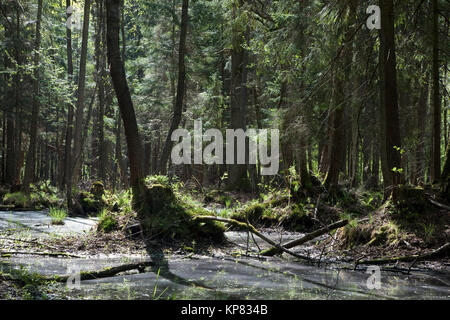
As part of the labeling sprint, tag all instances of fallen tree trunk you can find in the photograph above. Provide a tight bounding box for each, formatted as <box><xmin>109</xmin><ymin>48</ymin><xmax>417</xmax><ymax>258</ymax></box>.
<box><xmin>0</xmin><ymin>251</ymin><xmax>82</xmax><ymax>258</ymax></box>
<box><xmin>260</xmin><ymin>219</ymin><xmax>348</xmax><ymax>256</ymax></box>
<box><xmin>427</xmin><ymin>197</ymin><xmax>450</xmax><ymax>211</ymax></box>
<box><xmin>193</xmin><ymin>215</ymin><xmax>312</xmax><ymax>260</ymax></box>
<box><xmin>356</xmin><ymin>242</ymin><xmax>450</xmax><ymax>265</ymax></box>
<box><xmin>50</xmin><ymin>260</ymin><xmax>155</xmax><ymax>282</ymax></box>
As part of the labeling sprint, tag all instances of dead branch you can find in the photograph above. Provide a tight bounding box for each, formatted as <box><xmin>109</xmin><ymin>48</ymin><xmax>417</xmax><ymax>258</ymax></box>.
<box><xmin>260</xmin><ymin>219</ymin><xmax>349</xmax><ymax>256</ymax></box>
<box><xmin>427</xmin><ymin>197</ymin><xmax>450</xmax><ymax>211</ymax></box>
<box><xmin>193</xmin><ymin>215</ymin><xmax>312</xmax><ymax>260</ymax></box>
<box><xmin>0</xmin><ymin>251</ymin><xmax>82</xmax><ymax>258</ymax></box>
<box><xmin>49</xmin><ymin>260</ymin><xmax>155</xmax><ymax>282</ymax></box>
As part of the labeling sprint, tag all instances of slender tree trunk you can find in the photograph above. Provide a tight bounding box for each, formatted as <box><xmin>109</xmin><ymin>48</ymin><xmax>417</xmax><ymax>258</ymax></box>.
<box><xmin>71</xmin><ymin>0</ymin><xmax>91</xmax><ymax>185</ymax></box>
<box><xmin>106</xmin><ymin>0</ymin><xmax>144</xmax><ymax>203</ymax></box>
<box><xmin>379</xmin><ymin>0</ymin><xmax>403</xmax><ymax>199</ymax></box>
<box><xmin>23</xmin><ymin>0</ymin><xmax>43</xmax><ymax>192</ymax></box>
<box><xmin>158</xmin><ymin>0</ymin><xmax>189</xmax><ymax>175</ymax></box>
<box><xmin>324</xmin><ymin>1</ymin><xmax>355</xmax><ymax>190</ymax></box>
<box><xmin>227</xmin><ymin>1</ymin><xmax>250</xmax><ymax>190</ymax></box>
<box><xmin>62</xmin><ymin>0</ymin><xmax>77</xmax><ymax>211</ymax></box>
<box><xmin>431</xmin><ymin>0</ymin><xmax>441</xmax><ymax>183</ymax></box>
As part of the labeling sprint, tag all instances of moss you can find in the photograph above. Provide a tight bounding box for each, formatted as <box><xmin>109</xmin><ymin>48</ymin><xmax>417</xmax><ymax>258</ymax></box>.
<box><xmin>139</xmin><ymin>180</ymin><xmax>225</xmax><ymax>244</ymax></box>
<box><xmin>90</xmin><ymin>181</ymin><xmax>105</xmax><ymax>198</ymax></box>
<box><xmin>367</xmin><ymin>222</ymin><xmax>400</xmax><ymax>246</ymax></box>
<box><xmin>228</xmin><ymin>195</ymin><xmax>314</xmax><ymax>231</ymax></box>
<box><xmin>79</xmin><ymin>191</ymin><xmax>106</xmax><ymax>215</ymax></box>
<box><xmin>337</xmin><ymin>220</ymin><xmax>372</xmax><ymax>248</ymax></box>
<box><xmin>3</xmin><ymin>192</ymin><xmax>29</xmax><ymax>208</ymax></box>
<box><xmin>97</xmin><ymin>210</ymin><xmax>119</xmax><ymax>233</ymax></box>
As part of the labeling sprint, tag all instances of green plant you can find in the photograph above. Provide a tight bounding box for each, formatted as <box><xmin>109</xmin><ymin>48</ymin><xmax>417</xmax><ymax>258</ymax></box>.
<box><xmin>97</xmin><ymin>209</ymin><xmax>119</xmax><ymax>233</ymax></box>
<box><xmin>145</xmin><ymin>175</ymin><xmax>170</xmax><ymax>187</ymax></box>
<box><xmin>152</xmin><ymin>268</ymin><xmax>169</xmax><ymax>300</ymax></box>
<box><xmin>49</xmin><ymin>207</ymin><xmax>67</xmax><ymax>225</ymax></box>
<box><xmin>420</xmin><ymin>223</ymin><xmax>435</xmax><ymax>243</ymax></box>
<box><xmin>3</xmin><ymin>192</ymin><xmax>29</xmax><ymax>208</ymax></box>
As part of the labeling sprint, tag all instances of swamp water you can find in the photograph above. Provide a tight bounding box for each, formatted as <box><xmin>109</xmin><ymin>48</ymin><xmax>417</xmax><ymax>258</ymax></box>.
<box><xmin>0</xmin><ymin>210</ymin><xmax>449</xmax><ymax>300</ymax></box>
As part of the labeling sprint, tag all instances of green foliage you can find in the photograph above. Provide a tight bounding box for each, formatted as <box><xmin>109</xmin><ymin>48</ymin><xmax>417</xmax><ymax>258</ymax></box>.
<box><xmin>140</xmin><ymin>181</ymin><xmax>225</xmax><ymax>243</ymax></box>
<box><xmin>3</xmin><ymin>192</ymin><xmax>29</xmax><ymax>208</ymax></box>
<box><xmin>49</xmin><ymin>207</ymin><xmax>67</xmax><ymax>225</ymax></box>
<box><xmin>97</xmin><ymin>209</ymin><xmax>119</xmax><ymax>233</ymax></box>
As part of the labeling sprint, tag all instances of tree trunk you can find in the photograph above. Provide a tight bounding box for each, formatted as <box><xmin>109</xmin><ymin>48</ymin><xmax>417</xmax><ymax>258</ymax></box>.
<box><xmin>158</xmin><ymin>0</ymin><xmax>189</xmax><ymax>175</ymax></box>
<box><xmin>431</xmin><ymin>0</ymin><xmax>441</xmax><ymax>183</ymax></box>
<box><xmin>379</xmin><ymin>0</ymin><xmax>403</xmax><ymax>199</ymax></box>
<box><xmin>23</xmin><ymin>0</ymin><xmax>43</xmax><ymax>192</ymax></box>
<box><xmin>71</xmin><ymin>0</ymin><xmax>91</xmax><ymax>185</ymax></box>
<box><xmin>227</xmin><ymin>1</ymin><xmax>250</xmax><ymax>191</ymax></box>
<box><xmin>106</xmin><ymin>0</ymin><xmax>145</xmax><ymax>202</ymax></box>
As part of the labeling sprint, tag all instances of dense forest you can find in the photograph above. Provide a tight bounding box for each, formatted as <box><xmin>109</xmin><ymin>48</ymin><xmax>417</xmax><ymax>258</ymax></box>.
<box><xmin>0</xmin><ymin>0</ymin><xmax>449</xmax><ymax>301</ymax></box>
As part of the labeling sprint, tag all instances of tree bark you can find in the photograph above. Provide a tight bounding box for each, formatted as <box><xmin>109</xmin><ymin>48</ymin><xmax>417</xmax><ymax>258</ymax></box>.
<box><xmin>71</xmin><ymin>0</ymin><xmax>91</xmax><ymax>185</ymax></box>
<box><xmin>106</xmin><ymin>0</ymin><xmax>144</xmax><ymax>201</ymax></box>
<box><xmin>379</xmin><ymin>0</ymin><xmax>403</xmax><ymax>198</ymax></box>
<box><xmin>430</xmin><ymin>0</ymin><xmax>441</xmax><ymax>183</ymax></box>
<box><xmin>23</xmin><ymin>0</ymin><xmax>43</xmax><ymax>192</ymax></box>
<box><xmin>157</xmin><ymin>0</ymin><xmax>189</xmax><ymax>175</ymax></box>
<box><xmin>227</xmin><ymin>1</ymin><xmax>250</xmax><ymax>191</ymax></box>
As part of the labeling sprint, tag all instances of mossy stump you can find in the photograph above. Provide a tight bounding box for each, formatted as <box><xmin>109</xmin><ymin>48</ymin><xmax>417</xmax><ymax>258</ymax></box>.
<box><xmin>391</xmin><ymin>186</ymin><xmax>429</xmax><ymax>217</ymax></box>
<box><xmin>139</xmin><ymin>183</ymin><xmax>225</xmax><ymax>243</ymax></box>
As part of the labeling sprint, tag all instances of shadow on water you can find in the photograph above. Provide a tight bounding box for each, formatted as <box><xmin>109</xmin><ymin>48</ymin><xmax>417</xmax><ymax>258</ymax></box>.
<box><xmin>145</xmin><ymin>245</ymin><xmax>214</xmax><ymax>291</ymax></box>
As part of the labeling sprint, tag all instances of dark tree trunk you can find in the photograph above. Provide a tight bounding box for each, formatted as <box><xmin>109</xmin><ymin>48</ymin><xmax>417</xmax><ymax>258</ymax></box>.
<box><xmin>227</xmin><ymin>0</ymin><xmax>250</xmax><ymax>191</ymax></box>
<box><xmin>106</xmin><ymin>0</ymin><xmax>144</xmax><ymax>201</ymax></box>
<box><xmin>431</xmin><ymin>0</ymin><xmax>441</xmax><ymax>183</ymax></box>
<box><xmin>71</xmin><ymin>0</ymin><xmax>91</xmax><ymax>185</ymax></box>
<box><xmin>158</xmin><ymin>0</ymin><xmax>189</xmax><ymax>175</ymax></box>
<box><xmin>379</xmin><ymin>0</ymin><xmax>403</xmax><ymax>198</ymax></box>
<box><xmin>23</xmin><ymin>0</ymin><xmax>43</xmax><ymax>192</ymax></box>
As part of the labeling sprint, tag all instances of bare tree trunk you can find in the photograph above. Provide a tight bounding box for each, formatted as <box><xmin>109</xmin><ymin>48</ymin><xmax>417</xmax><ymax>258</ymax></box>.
<box><xmin>23</xmin><ymin>0</ymin><xmax>43</xmax><ymax>192</ymax></box>
<box><xmin>379</xmin><ymin>0</ymin><xmax>403</xmax><ymax>199</ymax></box>
<box><xmin>106</xmin><ymin>0</ymin><xmax>144</xmax><ymax>203</ymax></box>
<box><xmin>158</xmin><ymin>0</ymin><xmax>189</xmax><ymax>175</ymax></box>
<box><xmin>431</xmin><ymin>0</ymin><xmax>441</xmax><ymax>183</ymax></box>
<box><xmin>227</xmin><ymin>0</ymin><xmax>250</xmax><ymax>191</ymax></box>
<box><xmin>71</xmin><ymin>0</ymin><xmax>91</xmax><ymax>185</ymax></box>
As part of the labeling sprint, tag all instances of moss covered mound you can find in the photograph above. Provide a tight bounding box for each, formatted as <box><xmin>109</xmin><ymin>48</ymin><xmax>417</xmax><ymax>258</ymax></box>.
<box><xmin>139</xmin><ymin>182</ymin><xmax>225</xmax><ymax>244</ymax></box>
<box><xmin>228</xmin><ymin>195</ymin><xmax>315</xmax><ymax>231</ymax></box>
<box><xmin>2</xmin><ymin>190</ymin><xmax>59</xmax><ymax>209</ymax></box>
<box><xmin>78</xmin><ymin>191</ymin><xmax>106</xmax><ymax>215</ymax></box>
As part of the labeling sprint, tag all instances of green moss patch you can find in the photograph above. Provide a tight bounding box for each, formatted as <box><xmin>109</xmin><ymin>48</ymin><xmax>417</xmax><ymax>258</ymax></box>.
<box><xmin>139</xmin><ymin>178</ymin><xmax>225</xmax><ymax>244</ymax></box>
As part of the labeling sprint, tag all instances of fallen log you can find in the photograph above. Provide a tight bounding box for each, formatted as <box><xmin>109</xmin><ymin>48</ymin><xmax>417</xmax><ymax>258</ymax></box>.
<box><xmin>356</xmin><ymin>242</ymin><xmax>450</xmax><ymax>265</ymax></box>
<box><xmin>49</xmin><ymin>260</ymin><xmax>156</xmax><ymax>282</ymax></box>
<box><xmin>0</xmin><ymin>250</ymin><xmax>82</xmax><ymax>258</ymax></box>
<box><xmin>193</xmin><ymin>215</ymin><xmax>312</xmax><ymax>260</ymax></box>
<box><xmin>260</xmin><ymin>219</ymin><xmax>348</xmax><ymax>256</ymax></box>
<box><xmin>427</xmin><ymin>197</ymin><xmax>450</xmax><ymax>211</ymax></box>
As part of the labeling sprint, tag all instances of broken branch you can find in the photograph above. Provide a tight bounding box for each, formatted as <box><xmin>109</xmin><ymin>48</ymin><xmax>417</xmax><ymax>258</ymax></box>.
<box><xmin>260</xmin><ymin>219</ymin><xmax>348</xmax><ymax>256</ymax></box>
